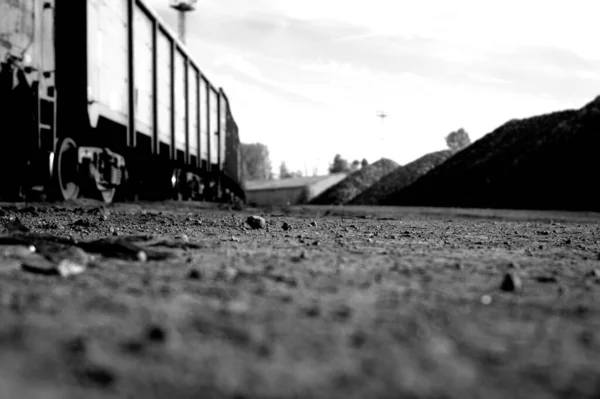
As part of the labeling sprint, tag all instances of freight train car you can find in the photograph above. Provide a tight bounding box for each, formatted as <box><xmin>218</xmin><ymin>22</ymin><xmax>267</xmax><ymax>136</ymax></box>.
<box><xmin>0</xmin><ymin>0</ymin><xmax>246</xmax><ymax>204</ymax></box>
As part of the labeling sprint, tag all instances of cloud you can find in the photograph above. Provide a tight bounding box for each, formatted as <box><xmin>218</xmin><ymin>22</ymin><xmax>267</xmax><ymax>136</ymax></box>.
<box><xmin>141</xmin><ymin>0</ymin><xmax>600</xmax><ymax>175</ymax></box>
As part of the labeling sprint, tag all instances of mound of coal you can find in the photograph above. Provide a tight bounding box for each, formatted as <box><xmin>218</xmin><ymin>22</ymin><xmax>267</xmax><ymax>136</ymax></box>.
<box><xmin>310</xmin><ymin>158</ymin><xmax>399</xmax><ymax>205</ymax></box>
<box><xmin>382</xmin><ymin>95</ymin><xmax>600</xmax><ymax>212</ymax></box>
<box><xmin>349</xmin><ymin>150</ymin><xmax>454</xmax><ymax>205</ymax></box>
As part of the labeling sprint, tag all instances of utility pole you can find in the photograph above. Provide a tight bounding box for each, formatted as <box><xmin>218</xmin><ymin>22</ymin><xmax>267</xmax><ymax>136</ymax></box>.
<box><xmin>169</xmin><ymin>0</ymin><xmax>197</xmax><ymax>44</ymax></box>
<box><xmin>376</xmin><ymin>110</ymin><xmax>388</xmax><ymax>141</ymax></box>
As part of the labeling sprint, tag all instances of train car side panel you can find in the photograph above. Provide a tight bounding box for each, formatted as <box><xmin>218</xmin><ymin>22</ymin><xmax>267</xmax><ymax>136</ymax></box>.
<box><xmin>219</xmin><ymin>92</ymin><xmax>227</xmax><ymax>170</ymax></box>
<box><xmin>87</xmin><ymin>0</ymin><xmax>129</xmax><ymax>127</ymax></box>
<box><xmin>188</xmin><ymin>65</ymin><xmax>199</xmax><ymax>165</ymax></box>
<box><xmin>133</xmin><ymin>3</ymin><xmax>153</xmax><ymax>137</ymax></box>
<box><xmin>156</xmin><ymin>28</ymin><xmax>171</xmax><ymax>146</ymax></box>
<box><xmin>199</xmin><ymin>76</ymin><xmax>209</xmax><ymax>165</ymax></box>
<box><xmin>174</xmin><ymin>48</ymin><xmax>186</xmax><ymax>153</ymax></box>
<box><xmin>209</xmin><ymin>85</ymin><xmax>219</xmax><ymax>167</ymax></box>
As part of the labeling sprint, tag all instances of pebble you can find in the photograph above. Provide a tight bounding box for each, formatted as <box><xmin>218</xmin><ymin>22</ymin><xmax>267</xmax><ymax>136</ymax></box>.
<box><xmin>587</xmin><ymin>269</ymin><xmax>600</xmax><ymax>278</ymax></box>
<box><xmin>56</xmin><ymin>259</ymin><xmax>86</xmax><ymax>277</ymax></box>
<box><xmin>137</xmin><ymin>251</ymin><xmax>147</xmax><ymax>263</ymax></box>
<box><xmin>282</xmin><ymin>222</ymin><xmax>291</xmax><ymax>231</ymax></box>
<box><xmin>481</xmin><ymin>295</ymin><xmax>492</xmax><ymax>305</ymax></box>
<box><xmin>146</xmin><ymin>325</ymin><xmax>167</xmax><ymax>343</ymax></box>
<box><xmin>188</xmin><ymin>269</ymin><xmax>201</xmax><ymax>280</ymax></box>
<box><xmin>246</xmin><ymin>216</ymin><xmax>266</xmax><ymax>229</ymax></box>
<box><xmin>500</xmin><ymin>272</ymin><xmax>522</xmax><ymax>292</ymax></box>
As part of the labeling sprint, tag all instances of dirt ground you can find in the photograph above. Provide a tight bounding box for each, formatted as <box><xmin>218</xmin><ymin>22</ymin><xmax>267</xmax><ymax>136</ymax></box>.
<box><xmin>1</xmin><ymin>200</ymin><xmax>600</xmax><ymax>399</ymax></box>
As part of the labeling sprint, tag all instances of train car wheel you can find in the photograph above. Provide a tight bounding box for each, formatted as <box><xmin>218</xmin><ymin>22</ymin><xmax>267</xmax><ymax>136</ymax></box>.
<box><xmin>52</xmin><ymin>137</ymin><xmax>80</xmax><ymax>201</ymax></box>
<box><xmin>100</xmin><ymin>188</ymin><xmax>116</xmax><ymax>204</ymax></box>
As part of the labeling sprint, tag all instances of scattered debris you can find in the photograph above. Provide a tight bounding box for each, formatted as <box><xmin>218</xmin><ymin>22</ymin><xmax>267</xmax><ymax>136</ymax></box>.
<box><xmin>246</xmin><ymin>216</ymin><xmax>266</xmax><ymax>229</ymax></box>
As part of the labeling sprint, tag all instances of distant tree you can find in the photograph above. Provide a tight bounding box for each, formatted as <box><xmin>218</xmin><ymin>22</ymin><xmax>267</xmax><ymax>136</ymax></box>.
<box><xmin>241</xmin><ymin>142</ymin><xmax>273</xmax><ymax>180</ymax></box>
<box><xmin>445</xmin><ymin>128</ymin><xmax>471</xmax><ymax>152</ymax></box>
<box><xmin>350</xmin><ymin>160</ymin><xmax>360</xmax><ymax>171</ymax></box>
<box><xmin>329</xmin><ymin>154</ymin><xmax>351</xmax><ymax>174</ymax></box>
<box><xmin>361</xmin><ymin>158</ymin><xmax>369</xmax><ymax>168</ymax></box>
<box><xmin>279</xmin><ymin>161</ymin><xmax>292</xmax><ymax>179</ymax></box>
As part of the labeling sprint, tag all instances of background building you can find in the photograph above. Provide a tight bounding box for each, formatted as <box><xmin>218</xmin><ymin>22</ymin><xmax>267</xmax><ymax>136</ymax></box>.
<box><xmin>245</xmin><ymin>174</ymin><xmax>348</xmax><ymax>206</ymax></box>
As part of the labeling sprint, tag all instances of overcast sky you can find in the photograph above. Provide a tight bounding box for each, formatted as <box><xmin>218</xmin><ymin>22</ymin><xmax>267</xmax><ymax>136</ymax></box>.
<box><xmin>145</xmin><ymin>0</ymin><xmax>600</xmax><ymax>177</ymax></box>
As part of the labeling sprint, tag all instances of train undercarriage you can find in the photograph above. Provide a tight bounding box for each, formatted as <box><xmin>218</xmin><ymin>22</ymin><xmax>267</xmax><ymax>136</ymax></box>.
<box><xmin>0</xmin><ymin>59</ymin><xmax>241</xmax><ymax>205</ymax></box>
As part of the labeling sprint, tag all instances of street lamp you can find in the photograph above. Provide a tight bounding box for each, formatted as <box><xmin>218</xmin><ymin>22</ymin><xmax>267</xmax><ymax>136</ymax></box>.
<box><xmin>169</xmin><ymin>0</ymin><xmax>198</xmax><ymax>44</ymax></box>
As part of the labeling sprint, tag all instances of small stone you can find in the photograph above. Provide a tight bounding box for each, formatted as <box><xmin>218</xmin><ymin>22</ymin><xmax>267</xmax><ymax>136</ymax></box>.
<box><xmin>146</xmin><ymin>325</ymin><xmax>167</xmax><ymax>343</ymax></box>
<box><xmin>535</xmin><ymin>275</ymin><xmax>558</xmax><ymax>284</ymax></box>
<box><xmin>246</xmin><ymin>216</ymin><xmax>266</xmax><ymax>229</ymax></box>
<box><xmin>332</xmin><ymin>304</ymin><xmax>352</xmax><ymax>321</ymax></box>
<box><xmin>310</xmin><ymin>221</ymin><xmax>317</xmax><ymax>227</ymax></box>
<box><xmin>218</xmin><ymin>266</ymin><xmax>238</xmax><ymax>282</ymax></box>
<box><xmin>282</xmin><ymin>222</ymin><xmax>291</xmax><ymax>231</ymax></box>
<box><xmin>175</xmin><ymin>234</ymin><xmax>189</xmax><ymax>243</ymax></box>
<box><xmin>500</xmin><ymin>272</ymin><xmax>522</xmax><ymax>292</ymax></box>
<box><xmin>137</xmin><ymin>251</ymin><xmax>147</xmax><ymax>262</ymax></box>
<box><xmin>76</xmin><ymin>365</ymin><xmax>116</xmax><ymax>388</ymax></box>
<box><xmin>231</xmin><ymin>236</ymin><xmax>240</xmax><ymax>242</ymax></box>
<box><xmin>302</xmin><ymin>304</ymin><xmax>320</xmax><ymax>318</ymax></box>
<box><xmin>587</xmin><ymin>269</ymin><xmax>600</xmax><ymax>278</ymax></box>
<box><xmin>57</xmin><ymin>259</ymin><xmax>86</xmax><ymax>277</ymax></box>
<box><xmin>481</xmin><ymin>295</ymin><xmax>492</xmax><ymax>305</ymax></box>
<box><xmin>63</xmin><ymin>336</ymin><xmax>88</xmax><ymax>357</ymax></box>
<box><xmin>187</xmin><ymin>269</ymin><xmax>201</xmax><ymax>280</ymax></box>
<box><xmin>507</xmin><ymin>262</ymin><xmax>520</xmax><ymax>269</ymax></box>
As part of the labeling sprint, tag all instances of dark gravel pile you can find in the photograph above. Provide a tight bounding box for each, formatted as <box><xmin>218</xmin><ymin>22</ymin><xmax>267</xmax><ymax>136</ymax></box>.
<box><xmin>382</xmin><ymin>95</ymin><xmax>600</xmax><ymax>211</ymax></box>
<box><xmin>309</xmin><ymin>158</ymin><xmax>399</xmax><ymax>205</ymax></box>
<box><xmin>349</xmin><ymin>150</ymin><xmax>454</xmax><ymax>205</ymax></box>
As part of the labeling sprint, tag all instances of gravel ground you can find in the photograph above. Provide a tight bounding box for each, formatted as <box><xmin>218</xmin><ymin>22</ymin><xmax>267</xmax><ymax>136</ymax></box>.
<box><xmin>1</xmin><ymin>200</ymin><xmax>600</xmax><ymax>399</ymax></box>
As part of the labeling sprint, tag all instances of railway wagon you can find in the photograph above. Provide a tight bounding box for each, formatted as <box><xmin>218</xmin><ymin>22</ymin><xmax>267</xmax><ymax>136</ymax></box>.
<box><xmin>0</xmin><ymin>0</ymin><xmax>246</xmax><ymax>204</ymax></box>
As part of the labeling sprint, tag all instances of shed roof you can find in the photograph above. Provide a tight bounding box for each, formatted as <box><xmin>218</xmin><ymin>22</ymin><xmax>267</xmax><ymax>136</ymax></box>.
<box><xmin>245</xmin><ymin>173</ymin><xmax>347</xmax><ymax>191</ymax></box>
